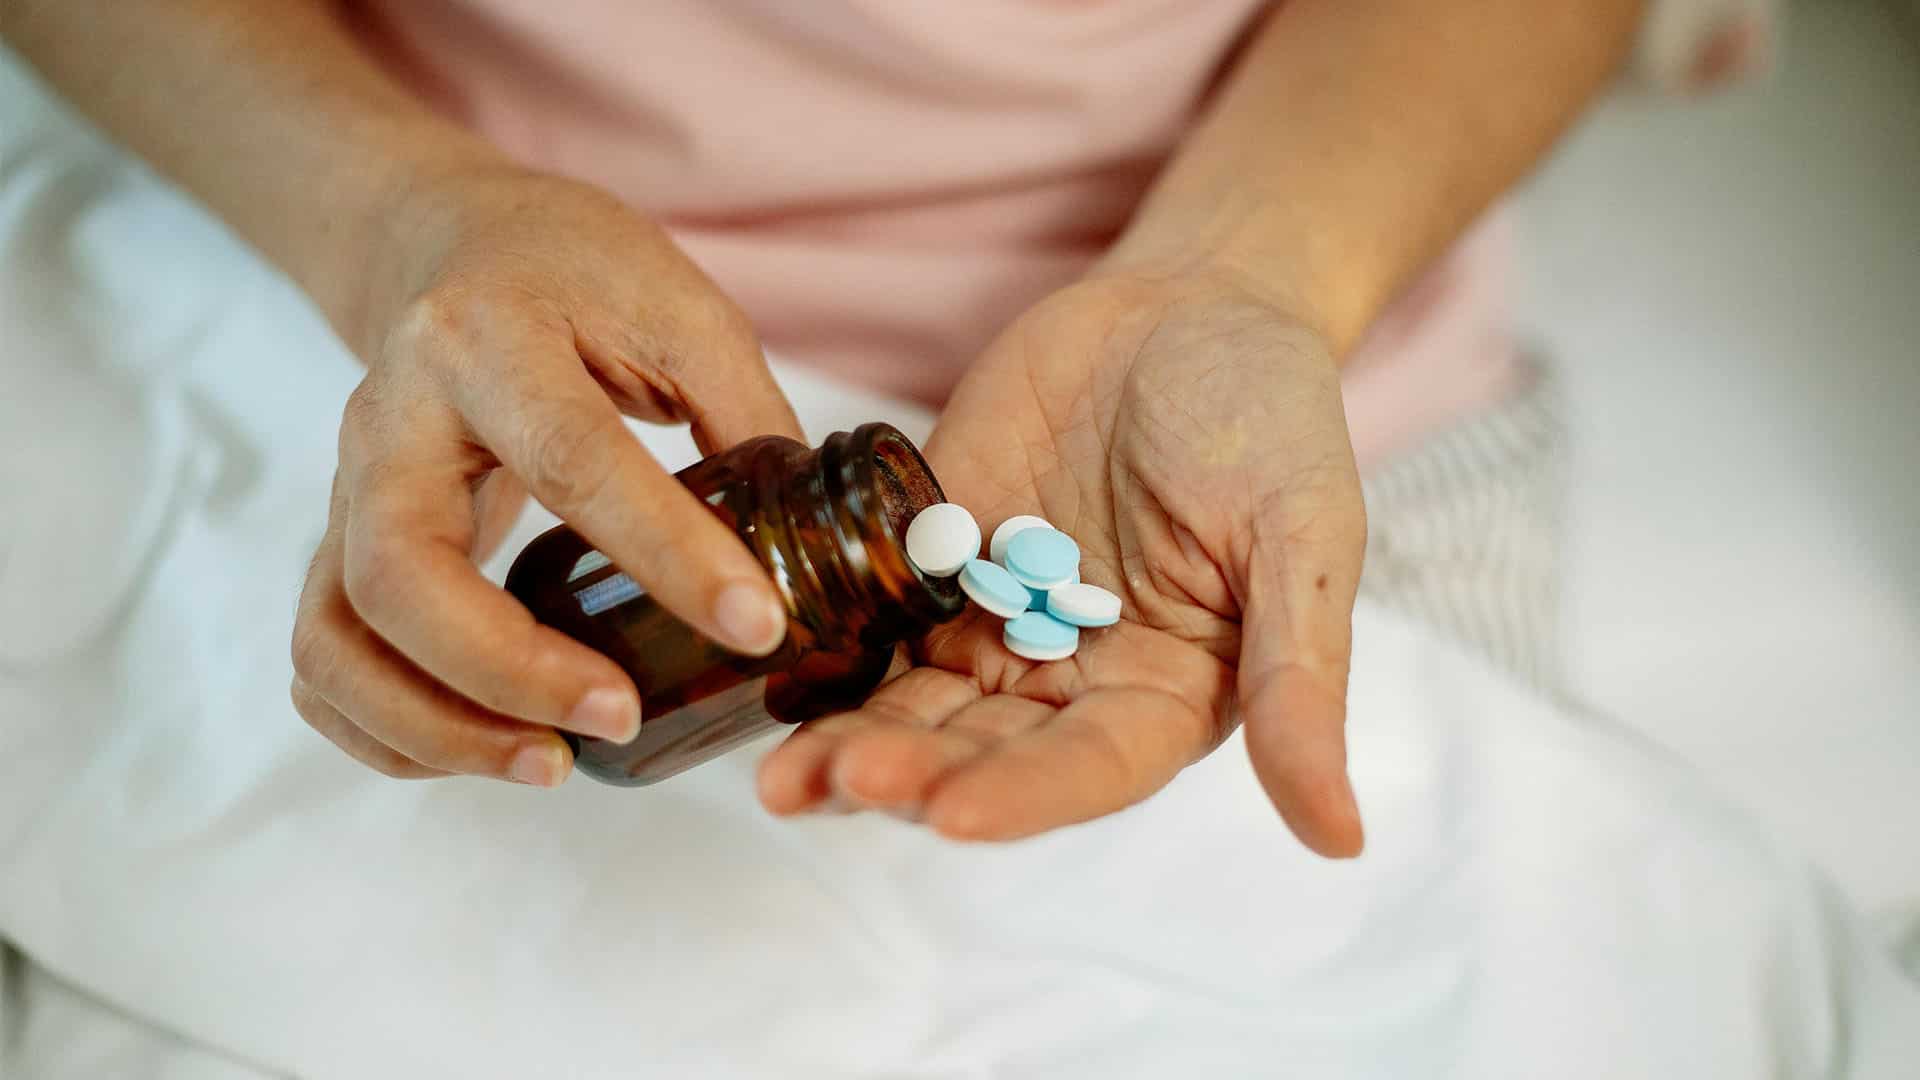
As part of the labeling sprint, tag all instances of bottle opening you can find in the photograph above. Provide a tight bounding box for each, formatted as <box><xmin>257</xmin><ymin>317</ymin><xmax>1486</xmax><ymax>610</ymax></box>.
<box><xmin>836</xmin><ymin>424</ymin><xmax>967</xmax><ymax>634</ymax></box>
<box><xmin>871</xmin><ymin>435</ymin><xmax>938</xmax><ymax>544</ymax></box>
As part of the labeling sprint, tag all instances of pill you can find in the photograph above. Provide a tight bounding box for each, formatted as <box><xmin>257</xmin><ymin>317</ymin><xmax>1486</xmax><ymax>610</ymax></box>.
<box><xmin>1002</xmin><ymin>610</ymin><xmax>1080</xmax><ymax>662</ymax></box>
<box><xmin>1045</xmin><ymin>582</ymin><xmax>1121</xmax><ymax>628</ymax></box>
<box><xmin>1026</xmin><ymin>566</ymin><xmax>1078</xmax><ymax>610</ymax></box>
<box><xmin>904</xmin><ymin>503</ymin><xmax>980</xmax><ymax>578</ymax></box>
<box><xmin>958</xmin><ymin>559</ymin><xmax>1030</xmax><ymax>619</ymax></box>
<box><xmin>1004</xmin><ymin>528</ymin><xmax>1079</xmax><ymax>590</ymax></box>
<box><xmin>988</xmin><ymin>514</ymin><xmax>1051</xmax><ymax>565</ymax></box>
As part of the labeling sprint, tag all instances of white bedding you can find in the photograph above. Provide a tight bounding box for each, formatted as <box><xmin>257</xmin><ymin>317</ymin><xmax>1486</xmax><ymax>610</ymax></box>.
<box><xmin>3</xmin><ymin>40</ymin><xmax>1919</xmax><ymax>1079</ymax></box>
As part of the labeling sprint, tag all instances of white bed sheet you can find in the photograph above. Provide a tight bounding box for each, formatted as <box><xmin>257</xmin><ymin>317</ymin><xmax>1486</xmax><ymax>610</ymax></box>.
<box><xmin>2</xmin><ymin>946</ymin><xmax>280</xmax><ymax>1080</ymax></box>
<box><xmin>1520</xmin><ymin>2</ymin><xmax>1920</xmax><ymax>918</ymax></box>
<box><xmin>3</xmin><ymin>41</ymin><xmax>1918</xmax><ymax>1080</ymax></box>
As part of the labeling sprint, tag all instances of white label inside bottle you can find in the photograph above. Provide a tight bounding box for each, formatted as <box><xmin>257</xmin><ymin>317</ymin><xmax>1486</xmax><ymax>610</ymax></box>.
<box><xmin>567</xmin><ymin>549</ymin><xmax>612</xmax><ymax>583</ymax></box>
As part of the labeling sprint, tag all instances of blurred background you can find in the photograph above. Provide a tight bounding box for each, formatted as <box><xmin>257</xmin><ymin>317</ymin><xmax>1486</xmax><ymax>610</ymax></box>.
<box><xmin>1515</xmin><ymin>0</ymin><xmax>1918</xmax><ymax>919</ymax></box>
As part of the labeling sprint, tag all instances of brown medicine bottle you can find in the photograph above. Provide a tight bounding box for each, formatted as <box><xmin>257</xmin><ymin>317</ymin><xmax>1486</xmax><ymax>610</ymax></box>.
<box><xmin>505</xmin><ymin>423</ymin><xmax>966</xmax><ymax>786</ymax></box>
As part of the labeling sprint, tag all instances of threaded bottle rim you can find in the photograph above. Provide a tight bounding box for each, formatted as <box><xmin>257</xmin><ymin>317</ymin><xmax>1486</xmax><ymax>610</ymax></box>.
<box><xmin>819</xmin><ymin>423</ymin><xmax>967</xmax><ymax>646</ymax></box>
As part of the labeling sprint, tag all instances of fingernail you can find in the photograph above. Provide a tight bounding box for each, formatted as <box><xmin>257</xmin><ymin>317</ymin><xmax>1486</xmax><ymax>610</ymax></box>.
<box><xmin>509</xmin><ymin>743</ymin><xmax>566</xmax><ymax>787</ymax></box>
<box><xmin>714</xmin><ymin>582</ymin><xmax>787</xmax><ymax>656</ymax></box>
<box><xmin>569</xmin><ymin>687</ymin><xmax>641</xmax><ymax>743</ymax></box>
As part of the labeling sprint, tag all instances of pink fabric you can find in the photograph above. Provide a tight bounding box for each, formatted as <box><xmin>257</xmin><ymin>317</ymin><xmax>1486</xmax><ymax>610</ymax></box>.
<box><xmin>344</xmin><ymin>0</ymin><xmax>1520</xmax><ymax>461</ymax></box>
<box><xmin>1343</xmin><ymin>211</ymin><xmax>1520</xmax><ymax>468</ymax></box>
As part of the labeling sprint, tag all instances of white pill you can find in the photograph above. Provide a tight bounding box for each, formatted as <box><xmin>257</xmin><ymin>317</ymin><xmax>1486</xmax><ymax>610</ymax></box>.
<box><xmin>1045</xmin><ymin>582</ymin><xmax>1121</xmax><ymax>628</ymax></box>
<box><xmin>1004</xmin><ymin>635</ymin><xmax>1077</xmax><ymax>663</ymax></box>
<box><xmin>1026</xmin><ymin>566</ymin><xmax>1076</xmax><ymax>611</ymax></box>
<box><xmin>904</xmin><ymin>502</ymin><xmax>980</xmax><ymax>578</ymax></box>
<box><xmin>988</xmin><ymin>514</ymin><xmax>1051</xmax><ymax>565</ymax></box>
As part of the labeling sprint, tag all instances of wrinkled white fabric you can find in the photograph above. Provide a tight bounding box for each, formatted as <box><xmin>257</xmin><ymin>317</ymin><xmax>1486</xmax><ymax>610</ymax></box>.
<box><xmin>2</xmin><ymin>48</ymin><xmax>1916</xmax><ymax>1080</ymax></box>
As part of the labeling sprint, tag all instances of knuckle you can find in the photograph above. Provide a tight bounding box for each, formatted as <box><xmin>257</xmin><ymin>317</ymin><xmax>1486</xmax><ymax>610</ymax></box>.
<box><xmin>288</xmin><ymin>677</ymin><xmax>324</xmax><ymax>728</ymax></box>
<box><xmin>486</xmin><ymin>742</ymin><xmax>528</xmax><ymax>781</ymax></box>
<box><xmin>341</xmin><ymin>537</ymin><xmax>408</xmax><ymax>622</ymax></box>
<box><xmin>381</xmin><ymin>285</ymin><xmax>513</xmax><ymax>392</ymax></box>
<box><xmin>337</xmin><ymin>381</ymin><xmax>387</xmax><ymax>471</ymax></box>
<box><xmin>388</xmin><ymin>286</ymin><xmax>481</xmax><ymax>359</ymax></box>
<box><xmin>289</xmin><ymin>615</ymin><xmax>336</xmax><ymax>687</ymax></box>
<box><xmin>415</xmin><ymin>726</ymin><xmax>508</xmax><ymax>779</ymax></box>
<box><xmin>491</xmin><ymin>632</ymin><xmax>551</xmax><ymax>715</ymax></box>
<box><xmin>518</xmin><ymin>413</ymin><xmax>618</xmax><ymax>514</ymax></box>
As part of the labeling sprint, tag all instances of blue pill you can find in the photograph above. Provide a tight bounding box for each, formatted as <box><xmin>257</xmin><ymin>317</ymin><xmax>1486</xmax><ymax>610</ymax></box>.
<box><xmin>1004</xmin><ymin>528</ymin><xmax>1079</xmax><ymax>590</ymax></box>
<box><xmin>1025</xmin><ymin>565</ymin><xmax>1079</xmax><ymax>610</ymax></box>
<box><xmin>1003</xmin><ymin>610</ymin><xmax>1080</xmax><ymax>661</ymax></box>
<box><xmin>958</xmin><ymin>559</ymin><xmax>1031</xmax><ymax>618</ymax></box>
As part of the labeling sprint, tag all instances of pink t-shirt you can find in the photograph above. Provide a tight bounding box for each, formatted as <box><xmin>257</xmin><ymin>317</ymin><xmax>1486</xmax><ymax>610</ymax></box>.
<box><xmin>345</xmin><ymin>0</ymin><xmax>1518</xmax><ymax>467</ymax></box>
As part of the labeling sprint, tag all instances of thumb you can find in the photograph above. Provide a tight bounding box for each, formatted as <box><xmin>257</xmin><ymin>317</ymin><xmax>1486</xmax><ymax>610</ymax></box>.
<box><xmin>1236</xmin><ymin>494</ymin><xmax>1368</xmax><ymax>859</ymax></box>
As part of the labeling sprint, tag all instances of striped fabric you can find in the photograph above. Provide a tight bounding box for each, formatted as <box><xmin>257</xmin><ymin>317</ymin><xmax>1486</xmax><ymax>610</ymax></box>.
<box><xmin>1357</xmin><ymin>358</ymin><xmax>1568</xmax><ymax>697</ymax></box>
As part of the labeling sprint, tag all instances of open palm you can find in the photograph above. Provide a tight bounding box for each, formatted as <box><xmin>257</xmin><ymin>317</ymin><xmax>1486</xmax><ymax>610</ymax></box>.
<box><xmin>758</xmin><ymin>273</ymin><xmax>1369</xmax><ymax>857</ymax></box>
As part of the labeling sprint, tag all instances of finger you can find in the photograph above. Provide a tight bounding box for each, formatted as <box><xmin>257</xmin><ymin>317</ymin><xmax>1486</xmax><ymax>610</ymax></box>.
<box><xmin>574</xmin><ymin>282</ymin><xmax>803</xmax><ymax>451</ymax></box>
<box><xmin>329</xmin><ymin>447</ymin><xmax>644</xmax><ymax>744</ymax></box>
<box><xmin>290</xmin><ymin>675</ymin><xmax>446</xmax><ymax>781</ymax></box>
<box><xmin>661</xmin><ymin>304</ymin><xmax>805</xmax><ymax>453</ymax></box>
<box><xmin>823</xmin><ymin>672</ymin><xmax>999</xmax><ymax>811</ymax></box>
<box><xmin>829</xmin><ymin>695</ymin><xmax>1051</xmax><ymax>814</ymax></box>
<box><xmin>446</xmin><ymin>340</ymin><xmax>789</xmax><ymax>657</ymax></box>
<box><xmin>1235</xmin><ymin>506</ymin><xmax>1368</xmax><ymax>859</ymax></box>
<box><xmin>298</xmin><ymin>574</ymin><xmax>575</xmax><ymax>786</ymax></box>
<box><xmin>1240</xmin><ymin>659</ymin><xmax>1362</xmax><ymax>857</ymax></box>
<box><xmin>471</xmin><ymin>470</ymin><xmax>528</xmax><ymax>564</ymax></box>
<box><xmin>921</xmin><ymin>686</ymin><xmax>1206</xmax><ymax>842</ymax></box>
<box><xmin>755</xmin><ymin>724</ymin><xmax>841</xmax><ymax>815</ymax></box>
<box><xmin>756</xmin><ymin>666</ymin><xmax>978</xmax><ymax>815</ymax></box>
<box><xmin>291</xmin><ymin>478</ymin><xmax>453</xmax><ymax>779</ymax></box>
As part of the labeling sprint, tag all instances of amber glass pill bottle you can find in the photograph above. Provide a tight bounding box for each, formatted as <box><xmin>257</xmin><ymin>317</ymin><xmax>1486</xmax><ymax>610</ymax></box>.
<box><xmin>505</xmin><ymin>423</ymin><xmax>966</xmax><ymax>786</ymax></box>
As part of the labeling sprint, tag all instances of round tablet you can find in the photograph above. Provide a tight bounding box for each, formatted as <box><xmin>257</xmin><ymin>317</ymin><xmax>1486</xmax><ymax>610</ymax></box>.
<box><xmin>1003</xmin><ymin>610</ymin><xmax>1080</xmax><ymax>662</ymax></box>
<box><xmin>1045</xmin><ymin>582</ymin><xmax>1121</xmax><ymax>628</ymax></box>
<box><xmin>1004</xmin><ymin>528</ymin><xmax>1079</xmax><ymax>590</ymax></box>
<box><xmin>988</xmin><ymin>514</ymin><xmax>1051</xmax><ymax>565</ymax></box>
<box><xmin>1026</xmin><ymin>566</ymin><xmax>1078</xmax><ymax>611</ymax></box>
<box><xmin>903</xmin><ymin>503</ymin><xmax>979</xmax><ymax>578</ymax></box>
<box><xmin>958</xmin><ymin>559</ymin><xmax>1030</xmax><ymax>619</ymax></box>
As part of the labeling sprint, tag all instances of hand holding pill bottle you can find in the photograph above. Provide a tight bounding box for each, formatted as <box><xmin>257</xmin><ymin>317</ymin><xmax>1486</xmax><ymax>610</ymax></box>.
<box><xmin>287</xmin><ymin>170</ymin><xmax>806</xmax><ymax>788</ymax></box>
<box><xmin>507</xmin><ymin>424</ymin><xmax>968</xmax><ymax>785</ymax></box>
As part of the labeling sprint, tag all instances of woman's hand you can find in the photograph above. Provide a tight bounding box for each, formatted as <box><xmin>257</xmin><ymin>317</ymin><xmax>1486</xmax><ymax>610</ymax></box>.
<box><xmin>290</xmin><ymin>168</ymin><xmax>802</xmax><ymax>786</ymax></box>
<box><xmin>758</xmin><ymin>272</ymin><xmax>1369</xmax><ymax>857</ymax></box>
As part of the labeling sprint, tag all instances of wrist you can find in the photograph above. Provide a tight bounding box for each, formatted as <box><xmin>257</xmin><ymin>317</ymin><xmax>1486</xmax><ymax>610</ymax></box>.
<box><xmin>1095</xmin><ymin>195</ymin><xmax>1376</xmax><ymax>361</ymax></box>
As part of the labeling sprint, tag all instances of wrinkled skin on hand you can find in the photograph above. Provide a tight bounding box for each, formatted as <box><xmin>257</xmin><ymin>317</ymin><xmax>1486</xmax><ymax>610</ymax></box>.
<box><xmin>760</xmin><ymin>272</ymin><xmax>1369</xmax><ymax>857</ymax></box>
<box><xmin>291</xmin><ymin>170</ymin><xmax>800</xmax><ymax>787</ymax></box>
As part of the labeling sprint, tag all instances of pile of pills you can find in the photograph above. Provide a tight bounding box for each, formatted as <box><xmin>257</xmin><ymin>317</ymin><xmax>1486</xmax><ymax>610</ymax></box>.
<box><xmin>903</xmin><ymin>504</ymin><xmax>1121</xmax><ymax>661</ymax></box>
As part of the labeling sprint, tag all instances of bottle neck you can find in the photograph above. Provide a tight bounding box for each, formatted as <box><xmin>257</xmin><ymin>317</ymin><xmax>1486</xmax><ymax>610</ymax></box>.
<box><xmin>770</xmin><ymin>423</ymin><xmax>965</xmax><ymax>652</ymax></box>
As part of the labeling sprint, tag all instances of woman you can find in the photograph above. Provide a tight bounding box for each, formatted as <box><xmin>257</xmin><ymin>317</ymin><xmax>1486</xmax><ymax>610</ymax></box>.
<box><xmin>0</xmin><ymin>0</ymin><xmax>1663</xmax><ymax>858</ymax></box>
